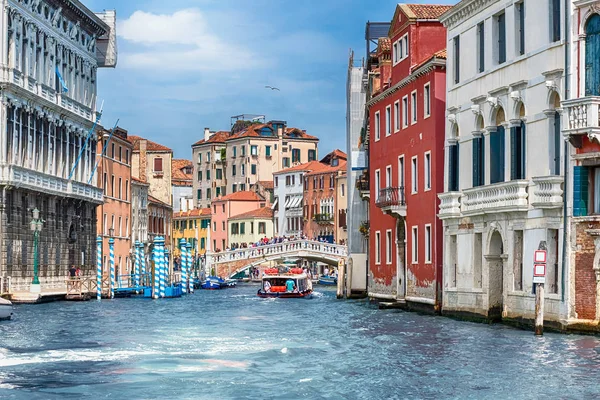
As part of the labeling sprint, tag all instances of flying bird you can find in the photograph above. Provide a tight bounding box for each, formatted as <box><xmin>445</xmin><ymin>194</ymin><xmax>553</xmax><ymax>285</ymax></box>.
<box><xmin>265</xmin><ymin>85</ymin><xmax>280</xmax><ymax>91</ymax></box>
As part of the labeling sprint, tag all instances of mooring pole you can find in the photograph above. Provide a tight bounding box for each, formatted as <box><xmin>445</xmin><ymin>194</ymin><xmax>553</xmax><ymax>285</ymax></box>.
<box><xmin>534</xmin><ymin>241</ymin><xmax>547</xmax><ymax>336</ymax></box>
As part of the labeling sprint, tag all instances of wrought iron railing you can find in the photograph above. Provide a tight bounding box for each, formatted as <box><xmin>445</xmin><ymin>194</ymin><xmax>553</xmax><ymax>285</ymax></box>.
<box><xmin>376</xmin><ymin>187</ymin><xmax>405</xmax><ymax>208</ymax></box>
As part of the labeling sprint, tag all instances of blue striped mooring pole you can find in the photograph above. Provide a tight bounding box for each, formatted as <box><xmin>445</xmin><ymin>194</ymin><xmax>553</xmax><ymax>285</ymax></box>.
<box><xmin>152</xmin><ymin>237</ymin><xmax>160</xmax><ymax>299</ymax></box>
<box><xmin>186</xmin><ymin>242</ymin><xmax>193</xmax><ymax>294</ymax></box>
<box><xmin>139</xmin><ymin>242</ymin><xmax>146</xmax><ymax>287</ymax></box>
<box><xmin>96</xmin><ymin>236</ymin><xmax>102</xmax><ymax>300</ymax></box>
<box><xmin>134</xmin><ymin>240</ymin><xmax>141</xmax><ymax>292</ymax></box>
<box><xmin>158</xmin><ymin>236</ymin><xmax>166</xmax><ymax>298</ymax></box>
<box><xmin>179</xmin><ymin>238</ymin><xmax>187</xmax><ymax>294</ymax></box>
<box><xmin>109</xmin><ymin>237</ymin><xmax>115</xmax><ymax>299</ymax></box>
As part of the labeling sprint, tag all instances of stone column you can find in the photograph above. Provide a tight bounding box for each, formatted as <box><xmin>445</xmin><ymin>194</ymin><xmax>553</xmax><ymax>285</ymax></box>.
<box><xmin>65</xmin><ymin>129</ymin><xmax>70</xmax><ymax>179</ymax></box>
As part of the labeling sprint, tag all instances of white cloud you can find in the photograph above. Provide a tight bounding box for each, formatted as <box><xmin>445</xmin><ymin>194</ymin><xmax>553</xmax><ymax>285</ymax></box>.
<box><xmin>118</xmin><ymin>9</ymin><xmax>260</xmax><ymax>71</ymax></box>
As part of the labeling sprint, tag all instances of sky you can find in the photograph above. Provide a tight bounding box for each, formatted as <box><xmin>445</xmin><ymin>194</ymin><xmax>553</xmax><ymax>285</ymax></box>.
<box><xmin>85</xmin><ymin>0</ymin><xmax>454</xmax><ymax>159</ymax></box>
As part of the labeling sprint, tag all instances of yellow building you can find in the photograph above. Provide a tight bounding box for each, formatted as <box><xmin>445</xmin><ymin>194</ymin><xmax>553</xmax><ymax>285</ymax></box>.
<box><xmin>172</xmin><ymin>208</ymin><xmax>211</xmax><ymax>257</ymax></box>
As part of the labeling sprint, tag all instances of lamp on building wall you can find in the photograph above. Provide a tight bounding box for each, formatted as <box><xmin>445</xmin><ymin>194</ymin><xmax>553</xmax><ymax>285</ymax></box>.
<box><xmin>30</xmin><ymin>208</ymin><xmax>44</xmax><ymax>293</ymax></box>
<box><xmin>108</xmin><ymin>227</ymin><xmax>115</xmax><ymax>238</ymax></box>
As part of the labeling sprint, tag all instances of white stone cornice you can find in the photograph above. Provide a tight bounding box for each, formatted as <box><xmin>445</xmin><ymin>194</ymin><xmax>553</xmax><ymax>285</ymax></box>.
<box><xmin>440</xmin><ymin>0</ymin><xmax>497</xmax><ymax>29</ymax></box>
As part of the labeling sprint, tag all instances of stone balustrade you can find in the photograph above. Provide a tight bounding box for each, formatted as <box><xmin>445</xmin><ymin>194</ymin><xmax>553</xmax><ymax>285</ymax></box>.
<box><xmin>208</xmin><ymin>239</ymin><xmax>348</xmax><ymax>265</ymax></box>
<box><xmin>562</xmin><ymin>96</ymin><xmax>600</xmax><ymax>135</ymax></box>
<box><xmin>461</xmin><ymin>180</ymin><xmax>529</xmax><ymax>215</ymax></box>
<box><xmin>438</xmin><ymin>192</ymin><xmax>462</xmax><ymax>219</ymax></box>
<box><xmin>1</xmin><ymin>165</ymin><xmax>103</xmax><ymax>204</ymax></box>
<box><xmin>530</xmin><ymin>176</ymin><xmax>564</xmax><ymax>209</ymax></box>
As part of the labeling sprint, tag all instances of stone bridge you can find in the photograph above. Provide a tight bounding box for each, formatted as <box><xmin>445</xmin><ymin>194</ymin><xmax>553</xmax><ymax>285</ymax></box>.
<box><xmin>207</xmin><ymin>240</ymin><xmax>348</xmax><ymax>278</ymax></box>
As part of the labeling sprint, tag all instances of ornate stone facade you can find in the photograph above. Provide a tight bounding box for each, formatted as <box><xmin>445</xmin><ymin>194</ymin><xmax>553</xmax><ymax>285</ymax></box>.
<box><xmin>0</xmin><ymin>0</ymin><xmax>115</xmax><ymax>292</ymax></box>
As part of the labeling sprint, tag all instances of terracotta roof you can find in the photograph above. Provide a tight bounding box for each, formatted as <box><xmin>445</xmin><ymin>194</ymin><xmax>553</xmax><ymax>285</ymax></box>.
<box><xmin>148</xmin><ymin>195</ymin><xmax>172</xmax><ymax>208</ymax></box>
<box><xmin>320</xmin><ymin>149</ymin><xmax>347</xmax><ymax>165</ymax></box>
<box><xmin>274</xmin><ymin>160</ymin><xmax>329</xmax><ymax>175</ymax></box>
<box><xmin>256</xmin><ymin>180</ymin><xmax>274</xmax><ymax>189</ymax></box>
<box><xmin>226</xmin><ymin>123</ymin><xmax>318</xmax><ymax>141</ymax></box>
<box><xmin>215</xmin><ymin>191</ymin><xmax>264</xmax><ymax>202</ymax></box>
<box><xmin>192</xmin><ymin>131</ymin><xmax>231</xmax><ymax>146</ymax></box>
<box><xmin>414</xmin><ymin>48</ymin><xmax>447</xmax><ymax>71</ymax></box>
<box><xmin>400</xmin><ymin>4</ymin><xmax>453</xmax><ymax>20</ymax></box>
<box><xmin>284</xmin><ymin>127</ymin><xmax>319</xmax><ymax>141</ymax></box>
<box><xmin>229</xmin><ymin>206</ymin><xmax>274</xmax><ymax>220</ymax></box>
<box><xmin>172</xmin><ymin>159</ymin><xmax>193</xmax><ymax>186</ymax></box>
<box><xmin>131</xmin><ymin>176</ymin><xmax>149</xmax><ymax>185</ymax></box>
<box><xmin>173</xmin><ymin>208</ymin><xmax>211</xmax><ymax>219</ymax></box>
<box><xmin>305</xmin><ymin>160</ymin><xmax>347</xmax><ymax>176</ymax></box>
<box><xmin>127</xmin><ymin>135</ymin><xmax>172</xmax><ymax>152</ymax></box>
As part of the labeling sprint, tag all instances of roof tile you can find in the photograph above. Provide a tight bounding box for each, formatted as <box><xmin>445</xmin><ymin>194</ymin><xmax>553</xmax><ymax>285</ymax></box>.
<box><xmin>172</xmin><ymin>159</ymin><xmax>193</xmax><ymax>185</ymax></box>
<box><xmin>215</xmin><ymin>191</ymin><xmax>264</xmax><ymax>202</ymax></box>
<box><xmin>229</xmin><ymin>206</ymin><xmax>274</xmax><ymax>220</ymax></box>
<box><xmin>192</xmin><ymin>131</ymin><xmax>231</xmax><ymax>146</ymax></box>
<box><xmin>173</xmin><ymin>208</ymin><xmax>211</xmax><ymax>219</ymax></box>
<box><xmin>401</xmin><ymin>4</ymin><xmax>453</xmax><ymax>20</ymax></box>
<box><xmin>127</xmin><ymin>135</ymin><xmax>172</xmax><ymax>152</ymax></box>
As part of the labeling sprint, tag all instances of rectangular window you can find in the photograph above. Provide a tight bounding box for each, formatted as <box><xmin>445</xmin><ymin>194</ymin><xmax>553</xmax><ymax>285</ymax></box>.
<box><xmin>423</xmin><ymin>83</ymin><xmax>431</xmax><ymax>117</ymax></box>
<box><xmin>385</xmin><ymin>106</ymin><xmax>391</xmax><ymax>136</ymax></box>
<box><xmin>411</xmin><ymin>91</ymin><xmax>417</xmax><ymax>124</ymax></box>
<box><xmin>251</xmin><ymin>164</ymin><xmax>257</xmax><ymax>175</ymax></box>
<box><xmin>375</xmin><ymin>169</ymin><xmax>381</xmax><ymax>201</ymax></box>
<box><xmin>103</xmin><ymin>213</ymin><xmax>107</xmax><ymax>235</ymax></box>
<box><xmin>477</xmin><ymin>22</ymin><xmax>485</xmax><ymax>72</ymax></box>
<box><xmin>125</xmin><ymin>149</ymin><xmax>129</xmax><ymax>164</ymax></box>
<box><xmin>233</xmin><ymin>146</ymin><xmax>237</xmax><ymax>157</ymax></box>
<box><xmin>118</xmin><ymin>216</ymin><xmax>122</xmax><ymax>236</ymax></box>
<box><xmin>425</xmin><ymin>152</ymin><xmax>431</xmax><ymax>190</ymax></box>
<box><xmin>251</xmin><ymin>145</ymin><xmax>258</xmax><ymax>156</ymax></box>
<box><xmin>197</xmin><ymin>189</ymin><xmax>202</xmax><ymax>200</ymax></box>
<box><xmin>198</xmin><ymin>153</ymin><xmax>202</xmax><ymax>163</ymax></box>
<box><xmin>449</xmin><ymin>144</ymin><xmax>460</xmax><ymax>191</ymax></box>
<box><xmin>386</xmin><ymin>230</ymin><xmax>392</xmax><ymax>264</ymax></box>
<box><xmin>398</xmin><ymin>156</ymin><xmax>405</xmax><ymax>188</ymax></box>
<box><xmin>197</xmin><ymin>171</ymin><xmax>202</xmax><ymax>181</ymax></box>
<box><xmin>240</xmin><ymin>184</ymin><xmax>245</xmax><ymax>191</ymax></box>
<box><xmin>111</xmin><ymin>143</ymin><xmax>115</xmax><ymax>158</ymax></box>
<box><xmin>275</xmin><ymin>177</ymin><xmax>279</xmax><ymax>187</ymax></box>
<box><xmin>266</xmin><ymin>146</ymin><xmax>271</xmax><ymax>157</ymax></box>
<box><xmin>385</xmin><ymin>165</ymin><xmax>392</xmax><ymax>188</ymax></box>
<box><xmin>283</xmin><ymin>158</ymin><xmax>290</xmax><ymax>168</ymax></box>
<box><xmin>222</xmin><ymin>221</ymin><xmax>225</xmax><ymax>231</ymax></box>
<box><xmin>216</xmin><ymin>187</ymin><xmax>221</xmax><ymax>197</ymax></box>
<box><xmin>394</xmin><ymin>101</ymin><xmax>400</xmax><ymax>132</ymax></box>
<box><xmin>240</xmin><ymin>222</ymin><xmax>245</xmax><ymax>235</ymax></box>
<box><xmin>402</xmin><ymin>35</ymin><xmax>408</xmax><ymax>58</ymax></box>
<box><xmin>472</xmin><ymin>136</ymin><xmax>485</xmax><ymax>187</ymax></box>
<box><xmin>111</xmin><ymin>175</ymin><xmax>115</xmax><ymax>197</ymax></box>
<box><xmin>241</xmin><ymin>146</ymin><xmax>246</xmax><ymax>156</ymax></box>
<box><xmin>375</xmin><ymin>111</ymin><xmax>380</xmax><ymax>141</ymax></box>
<box><xmin>402</xmin><ymin>96</ymin><xmax>408</xmax><ymax>128</ymax></box>
<box><xmin>453</xmin><ymin>36</ymin><xmax>460</xmax><ymax>84</ymax></box>
<box><xmin>375</xmin><ymin>231</ymin><xmax>381</xmax><ymax>265</ymax></box>
<box><xmin>213</xmin><ymin>221</ymin><xmax>216</xmax><ymax>232</ymax></box>
<box><xmin>425</xmin><ymin>225</ymin><xmax>432</xmax><ymax>263</ymax></box>
<box><xmin>232</xmin><ymin>165</ymin><xmax>236</xmax><ymax>176</ymax></box>
<box><xmin>513</xmin><ymin>230</ymin><xmax>524</xmax><ymax>291</ymax></box>
<box><xmin>206</xmin><ymin>188</ymin><xmax>211</xmax><ymax>199</ymax></box>
<box><xmin>292</xmin><ymin>148</ymin><xmax>301</xmax><ymax>163</ymax></box>
<box><xmin>412</xmin><ymin>226</ymin><xmax>418</xmax><ymax>263</ymax></box>
<box><xmin>552</xmin><ymin>111</ymin><xmax>561</xmax><ymax>175</ymax></box>
<box><xmin>393</xmin><ymin>40</ymin><xmax>400</xmax><ymax>64</ymax></box>
<box><xmin>241</xmin><ymin>164</ymin><xmax>245</xmax><ymax>176</ymax></box>
<box><xmin>118</xmin><ymin>146</ymin><xmax>122</xmax><ymax>162</ymax></box>
<box><xmin>259</xmin><ymin>222</ymin><xmax>266</xmax><ymax>234</ymax></box>
<box><xmin>118</xmin><ymin>177</ymin><xmax>122</xmax><ymax>199</ymax></box>
<box><xmin>510</xmin><ymin>122</ymin><xmax>526</xmax><ymax>180</ymax></box>
<box><xmin>308</xmin><ymin>149</ymin><xmax>316</xmax><ymax>161</ymax></box>
<box><xmin>551</xmin><ymin>0</ymin><xmax>560</xmax><ymax>42</ymax></box>
<box><xmin>207</xmin><ymin>152</ymin><xmax>211</xmax><ymax>162</ymax></box>
<box><xmin>490</xmin><ymin>127</ymin><xmax>505</xmax><ymax>184</ymax></box>
<box><xmin>232</xmin><ymin>184</ymin><xmax>237</xmax><ymax>193</ymax></box>
<box><xmin>411</xmin><ymin>156</ymin><xmax>418</xmax><ymax>194</ymax></box>
<box><xmin>154</xmin><ymin>157</ymin><xmax>163</xmax><ymax>172</ymax></box>
<box><xmin>516</xmin><ymin>2</ymin><xmax>525</xmax><ymax>55</ymax></box>
<box><xmin>206</xmin><ymin>170</ymin><xmax>211</xmax><ymax>180</ymax></box>
<box><xmin>497</xmin><ymin>12</ymin><xmax>506</xmax><ymax>64</ymax></box>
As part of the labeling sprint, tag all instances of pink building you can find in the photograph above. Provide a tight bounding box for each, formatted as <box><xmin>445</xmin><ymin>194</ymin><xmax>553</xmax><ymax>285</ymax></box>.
<box><xmin>211</xmin><ymin>191</ymin><xmax>267</xmax><ymax>251</ymax></box>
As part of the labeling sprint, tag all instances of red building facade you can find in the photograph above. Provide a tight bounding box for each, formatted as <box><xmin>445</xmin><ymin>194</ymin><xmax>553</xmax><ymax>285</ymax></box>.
<box><xmin>367</xmin><ymin>4</ymin><xmax>449</xmax><ymax>310</ymax></box>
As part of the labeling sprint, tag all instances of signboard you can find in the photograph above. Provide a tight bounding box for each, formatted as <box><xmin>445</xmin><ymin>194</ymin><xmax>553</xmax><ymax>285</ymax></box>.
<box><xmin>351</xmin><ymin>151</ymin><xmax>367</xmax><ymax>170</ymax></box>
<box><xmin>534</xmin><ymin>250</ymin><xmax>547</xmax><ymax>263</ymax></box>
<box><xmin>533</xmin><ymin>264</ymin><xmax>546</xmax><ymax>277</ymax></box>
<box><xmin>533</xmin><ymin>276</ymin><xmax>546</xmax><ymax>284</ymax></box>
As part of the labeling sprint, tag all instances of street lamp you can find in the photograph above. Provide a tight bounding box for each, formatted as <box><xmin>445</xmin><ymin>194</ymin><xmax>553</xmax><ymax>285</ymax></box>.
<box><xmin>30</xmin><ymin>208</ymin><xmax>43</xmax><ymax>292</ymax></box>
<box><xmin>108</xmin><ymin>227</ymin><xmax>114</xmax><ymax>237</ymax></box>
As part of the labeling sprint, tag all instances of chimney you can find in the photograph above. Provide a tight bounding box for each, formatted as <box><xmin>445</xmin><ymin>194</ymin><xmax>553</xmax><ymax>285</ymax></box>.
<box><xmin>204</xmin><ymin>127</ymin><xmax>210</xmax><ymax>141</ymax></box>
<box><xmin>277</xmin><ymin>126</ymin><xmax>283</xmax><ymax>137</ymax></box>
<box><xmin>139</xmin><ymin>139</ymin><xmax>147</xmax><ymax>182</ymax></box>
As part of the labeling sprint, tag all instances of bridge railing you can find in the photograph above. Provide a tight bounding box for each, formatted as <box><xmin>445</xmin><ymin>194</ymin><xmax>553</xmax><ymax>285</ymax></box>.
<box><xmin>208</xmin><ymin>240</ymin><xmax>348</xmax><ymax>264</ymax></box>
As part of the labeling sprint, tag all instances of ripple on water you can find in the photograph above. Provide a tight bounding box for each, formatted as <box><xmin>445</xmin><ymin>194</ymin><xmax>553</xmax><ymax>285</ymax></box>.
<box><xmin>0</xmin><ymin>285</ymin><xmax>600</xmax><ymax>399</ymax></box>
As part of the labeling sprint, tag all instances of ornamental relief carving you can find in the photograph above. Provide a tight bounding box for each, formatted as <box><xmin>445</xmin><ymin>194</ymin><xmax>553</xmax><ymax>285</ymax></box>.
<box><xmin>8</xmin><ymin>0</ymin><xmax>97</xmax><ymax>57</ymax></box>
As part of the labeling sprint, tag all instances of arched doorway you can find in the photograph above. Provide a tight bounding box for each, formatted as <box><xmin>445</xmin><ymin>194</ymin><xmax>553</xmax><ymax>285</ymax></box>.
<box><xmin>586</xmin><ymin>14</ymin><xmax>600</xmax><ymax>96</ymax></box>
<box><xmin>487</xmin><ymin>230</ymin><xmax>504</xmax><ymax>321</ymax></box>
<box><xmin>396</xmin><ymin>219</ymin><xmax>406</xmax><ymax>298</ymax></box>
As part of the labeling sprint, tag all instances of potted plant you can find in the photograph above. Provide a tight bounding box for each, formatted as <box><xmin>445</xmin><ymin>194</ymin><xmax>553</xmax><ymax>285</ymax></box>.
<box><xmin>359</xmin><ymin>221</ymin><xmax>370</xmax><ymax>238</ymax></box>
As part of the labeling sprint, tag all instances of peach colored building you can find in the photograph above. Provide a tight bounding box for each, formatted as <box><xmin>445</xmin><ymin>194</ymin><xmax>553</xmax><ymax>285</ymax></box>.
<box><xmin>96</xmin><ymin>127</ymin><xmax>133</xmax><ymax>276</ymax></box>
<box><xmin>303</xmin><ymin>150</ymin><xmax>347</xmax><ymax>243</ymax></box>
<box><xmin>148</xmin><ymin>195</ymin><xmax>172</xmax><ymax>250</ymax></box>
<box><xmin>128</xmin><ymin>136</ymin><xmax>173</xmax><ymax>206</ymax></box>
<box><xmin>211</xmin><ymin>191</ymin><xmax>267</xmax><ymax>252</ymax></box>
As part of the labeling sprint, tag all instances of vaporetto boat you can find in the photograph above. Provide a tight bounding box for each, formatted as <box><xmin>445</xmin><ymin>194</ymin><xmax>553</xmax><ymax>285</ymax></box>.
<box><xmin>0</xmin><ymin>297</ymin><xmax>13</xmax><ymax>320</ymax></box>
<box><xmin>257</xmin><ymin>268</ymin><xmax>313</xmax><ymax>299</ymax></box>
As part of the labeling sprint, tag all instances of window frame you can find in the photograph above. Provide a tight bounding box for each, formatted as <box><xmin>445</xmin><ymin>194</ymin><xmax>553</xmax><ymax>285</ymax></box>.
<box><xmin>374</xmin><ymin>111</ymin><xmax>381</xmax><ymax>141</ymax></box>
<box><xmin>394</xmin><ymin>100</ymin><xmax>400</xmax><ymax>132</ymax></box>
<box><xmin>402</xmin><ymin>96</ymin><xmax>409</xmax><ymax>128</ymax></box>
<box><xmin>453</xmin><ymin>35</ymin><xmax>460</xmax><ymax>84</ymax></box>
<box><xmin>425</xmin><ymin>224</ymin><xmax>432</xmax><ymax>264</ymax></box>
<box><xmin>411</xmin><ymin>156</ymin><xmax>418</xmax><ymax>194</ymax></box>
<box><xmin>423</xmin><ymin>82</ymin><xmax>431</xmax><ymax>118</ymax></box>
<box><xmin>412</xmin><ymin>226</ymin><xmax>418</xmax><ymax>264</ymax></box>
<box><xmin>386</xmin><ymin>229</ymin><xmax>393</xmax><ymax>265</ymax></box>
<box><xmin>477</xmin><ymin>22</ymin><xmax>485</xmax><ymax>73</ymax></box>
<box><xmin>424</xmin><ymin>151</ymin><xmax>432</xmax><ymax>191</ymax></box>
<box><xmin>375</xmin><ymin>231</ymin><xmax>381</xmax><ymax>265</ymax></box>
<box><xmin>385</xmin><ymin>105</ymin><xmax>392</xmax><ymax>137</ymax></box>
<box><xmin>411</xmin><ymin>90</ymin><xmax>417</xmax><ymax>124</ymax></box>
<box><xmin>398</xmin><ymin>155</ymin><xmax>405</xmax><ymax>189</ymax></box>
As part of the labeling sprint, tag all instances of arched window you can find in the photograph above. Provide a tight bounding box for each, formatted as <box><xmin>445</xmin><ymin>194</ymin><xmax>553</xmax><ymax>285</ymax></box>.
<box><xmin>490</xmin><ymin>107</ymin><xmax>506</xmax><ymax>184</ymax></box>
<box><xmin>449</xmin><ymin>124</ymin><xmax>460</xmax><ymax>191</ymax></box>
<box><xmin>472</xmin><ymin>115</ymin><xmax>485</xmax><ymax>187</ymax></box>
<box><xmin>548</xmin><ymin>91</ymin><xmax>561</xmax><ymax>175</ymax></box>
<box><xmin>510</xmin><ymin>102</ymin><xmax>526</xmax><ymax>180</ymax></box>
<box><xmin>585</xmin><ymin>14</ymin><xmax>600</xmax><ymax>96</ymax></box>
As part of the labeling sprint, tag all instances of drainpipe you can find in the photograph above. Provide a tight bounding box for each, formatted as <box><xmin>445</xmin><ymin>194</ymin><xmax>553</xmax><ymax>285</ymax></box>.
<box><xmin>561</xmin><ymin>0</ymin><xmax>570</xmax><ymax>303</ymax></box>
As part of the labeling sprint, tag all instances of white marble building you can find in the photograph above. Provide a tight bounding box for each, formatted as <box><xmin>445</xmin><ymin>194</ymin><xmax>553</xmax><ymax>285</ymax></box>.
<box><xmin>273</xmin><ymin>163</ymin><xmax>308</xmax><ymax>237</ymax></box>
<box><xmin>439</xmin><ymin>0</ymin><xmax>566</xmax><ymax>322</ymax></box>
<box><xmin>0</xmin><ymin>0</ymin><xmax>116</xmax><ymax>292</ymax></box>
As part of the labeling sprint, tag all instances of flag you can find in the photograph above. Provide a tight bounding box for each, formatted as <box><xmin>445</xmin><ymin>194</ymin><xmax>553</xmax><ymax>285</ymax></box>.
<box><xmin>55</xmin><ymin>66</ymin><xmax>68</xmax><ymax>93</ymax></box>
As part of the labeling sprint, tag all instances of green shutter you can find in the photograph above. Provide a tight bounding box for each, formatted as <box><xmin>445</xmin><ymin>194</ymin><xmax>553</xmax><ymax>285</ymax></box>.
<box><xmin>472</xmin><ymin>138</ymin><xmax>480</xmax><ymax>187</ymax></box>
<box><xmin>520</xmin><ymin>121</ymin><xmax>526</xmax><ymax>180</ymax></box>
<box><xmin>510</xmin><ymin>126</ymin><xmax>517</xmax><ymax>180</ymax></box>
<box><xmin>573</xmin><ymin>166</ymin><xmax>589</xmax><ymax>217</ymax></box>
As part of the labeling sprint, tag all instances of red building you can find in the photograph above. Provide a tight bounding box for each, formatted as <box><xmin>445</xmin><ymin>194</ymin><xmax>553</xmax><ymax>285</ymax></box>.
<box><xmin>367</xmin><ymin>4</ymin><xmax>450</xmax><ymax>311</ymax></box>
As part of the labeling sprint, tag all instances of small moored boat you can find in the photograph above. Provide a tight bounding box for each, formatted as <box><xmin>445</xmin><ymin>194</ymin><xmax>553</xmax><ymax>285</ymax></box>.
<box><xmin>201</xmin><ymin>276</ymin><xmax>237</xmax><ymax>290</ymax></box>
<box><xmin>318</xmin><ymin>275</ymin><xmax>337</xmax><ymax>286</ymax></box>
<box><xmin>0</xmin><ymin>297</ymin><xmax>13</xmax><ymax>320</ymax></box>
<box><xmin>258</xmin><ymin>267</ymin><xmax>313</xmax><ymax>299</ymax></box>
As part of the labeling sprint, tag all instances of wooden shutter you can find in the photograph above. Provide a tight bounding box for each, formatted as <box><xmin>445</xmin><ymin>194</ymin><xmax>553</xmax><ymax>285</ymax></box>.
<box><xmin>449</xmin><ymin>144</ymin><xmax>458</xmax><ymax>191</ymax></box>
<box><xmin>518</xmin><ymin>3</ymin><xmax>525</xmax><ymax>55</ymax></box>
<box><xmin>478</xmin><ymin>23</ymin><xmax>485</xmax><ymax>72</ymax></box>
<box><xmin>552</xmin><ymin>0</ymin><xmax>561</xmax><ymax>42</ymax></box>
<box><xmin>498</xmin><ymin>126</ymin><xmax>505</xmax><ymax>182</ymax></box>
<box><xmin>498</xmin><ymin>13</ymin><xmax>506</xmax><ymax>63</ymax></box>
<box><xmin>510</xmin><ymin>126</ymin><xmax>517</xmax><ymax>180</ymax></box>
<box><xmin>519</xmin><ymin>121</ymin><xmax>526</xmax><ymax>179</ymax></box>
<box><xmin>554</xmin><ymin>112</ymin><xmax>561</xmax><ymax>175</ymax></box>
<box><xmin>573</xmin><ymin>166</ymin><xmax>589</xmax><ymax>217</ymax></box>
<box><xmin>154</xmin><ymin>157</ymin><xmax>163</xmax><ymax>172</ymax></box>
<box><xmin>472</xmin><ymin>138</ymin><xmax>480</xmax><ymax>187</ymax></box>
<box><xmin>491</xmin><ymin>127</ymin><xmax>505</xmax><ymax>184</ymax></box>
<box><xmin>454</xmin><ymin>36</ymin><xmax>460</xmax><ymax>83</ymax></box>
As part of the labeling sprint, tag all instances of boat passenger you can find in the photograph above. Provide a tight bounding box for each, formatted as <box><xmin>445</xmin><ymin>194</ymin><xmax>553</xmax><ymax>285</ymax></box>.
<box><xmin>264</xmin><ymin>280</ymin><xmax>272</xmax><ymax>293</ymax></box>
<box><xmin>285</xmin><ymin>279</ymin><xmax>295</xmax><ymax>293</ymax></box>
<box><xmin>324</xmin><ymin>267</ymin><xmax>329</xmax><ymax>277</ymax></box>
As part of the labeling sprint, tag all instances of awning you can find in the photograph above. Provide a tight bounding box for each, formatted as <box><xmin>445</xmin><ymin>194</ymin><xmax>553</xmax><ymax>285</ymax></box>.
<box><xmin>271</xmin><ymin>198</ymin><xmax>278</xmax><ymax>209</ymax></box>
<box><xmin>284</xmin><ymin>196</ymin><xmax>292</xmax><ymax>208</ymax></box>
<box><xmin>290</xmin><ymin>196</ymin><xmax>303</xmax><ymax>208</ymax></box>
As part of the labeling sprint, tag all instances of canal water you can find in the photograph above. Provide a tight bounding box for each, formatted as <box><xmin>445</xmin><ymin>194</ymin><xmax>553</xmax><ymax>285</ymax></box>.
<box><xmin>1</xmin><ymin>285</ymin><xmax>600</xmax><ymax>399</ymax></box>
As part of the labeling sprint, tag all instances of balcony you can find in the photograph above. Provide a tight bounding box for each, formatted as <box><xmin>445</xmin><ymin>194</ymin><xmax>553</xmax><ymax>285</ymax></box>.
<box><xmin>376</xmin><ymin>187</ymin><xmax>406</xmax><ymax>218</ymax></box>
<box><xmin>356</xmin><ymin>175</ymin><xmax>370</xmax><ymax>200</ymax></box>
<box><xmin>562</xmin><ymin>96</ymin><xmax>600</xmax><ymax>138</ymax></box>
<box><xmin>438</xmin><ymin>192</ymin><xmax>462</xmax><ymax>220</ymax></box>
<box><xmin>313</xmin><ymin>213</ymin><xmax>334</xmax><ymax>224</ymax></box>
<box><xmin>461</xmin><ymin>180</ymin><xmax>528</xmax><ymax>216</ymax></box>
<box><xmin>0</xmin><ymin>165</ymin><xmax>103</xmax><ymax>204</ymax></box>
<box><xmin>530</xmin><ymin>176</ymin><xmax>564</xmax><ymax>209</ymax></box>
